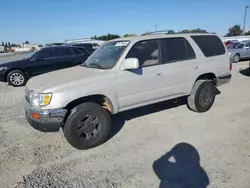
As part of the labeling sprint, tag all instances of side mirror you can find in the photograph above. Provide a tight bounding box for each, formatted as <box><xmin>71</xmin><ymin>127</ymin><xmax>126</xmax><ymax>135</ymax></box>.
<box><xmin>121</xmin><ymin>58</ymin><xmax>139</xmax><ymax>70</ymax></box>
<box><xmin>35</xmin><ymin>57</ymin><xmax>44</xmax><ymax>61</ymax></box>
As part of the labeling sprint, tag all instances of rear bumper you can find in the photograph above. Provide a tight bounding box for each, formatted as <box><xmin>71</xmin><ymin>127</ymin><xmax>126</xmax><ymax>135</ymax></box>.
<box><xmin>24</xmin><ymin>100</ymin><xmax>67</xmax><ymax>132</ymax></box>
<box><xmin>216</xmin><ymin>74</ymin><xmax>232</xmax><ymax>86</ymax></box>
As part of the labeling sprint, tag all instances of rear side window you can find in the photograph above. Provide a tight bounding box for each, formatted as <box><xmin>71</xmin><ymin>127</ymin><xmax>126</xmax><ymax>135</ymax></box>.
<box><xmin>161</xmin><ymin>37</ymin><xmax>196</xmax><ymax>63</ymax></box>
<box><xmin>191</xmin><ymin>35</ymin><xmax>225</xmax><ymax>57</ymax></box>
<box><xmin>72</xmin><ymin>47</ymin><xmax>83</xmax><ymax>55</ymax></box>
<box><xmin>55</xmin><ymin>47</ymin><xmax>74</xmax><ymax>57</ymax></box>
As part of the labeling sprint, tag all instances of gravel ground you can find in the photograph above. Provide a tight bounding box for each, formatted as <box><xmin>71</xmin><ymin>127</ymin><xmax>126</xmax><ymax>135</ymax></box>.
<box><xmin>0</xmin><ymin>56</ymin><xmax>250</xmax><ymax>187</ymax></box>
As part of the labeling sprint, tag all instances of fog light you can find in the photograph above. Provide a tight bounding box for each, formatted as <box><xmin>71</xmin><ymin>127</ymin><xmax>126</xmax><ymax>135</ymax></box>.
<box><xmin>30</xmin><ymin>112</ymin><xmax>40</xmax><ymax>120</ymax></box>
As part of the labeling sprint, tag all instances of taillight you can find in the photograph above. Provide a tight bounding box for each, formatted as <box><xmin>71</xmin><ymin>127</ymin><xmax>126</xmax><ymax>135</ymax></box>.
<box><xmin>229</xmin><ymin>59</ymin><xmax>232</xmax><ymax>71</ymax></box>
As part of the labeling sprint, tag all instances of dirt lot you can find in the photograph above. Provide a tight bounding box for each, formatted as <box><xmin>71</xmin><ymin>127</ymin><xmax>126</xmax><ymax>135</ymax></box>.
<box><xmin>0</xmin><ymin>59</ymin><xmax>250</xmax><ymax>188</ymax></box>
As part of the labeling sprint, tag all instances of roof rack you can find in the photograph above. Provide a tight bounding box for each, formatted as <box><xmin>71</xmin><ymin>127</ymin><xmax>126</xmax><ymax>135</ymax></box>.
<box><xmin>141</xmin><ymin>30</ymin><xmax>213</xmax><ymax>36</ymax></box>
<box><xmin>141</xmin><ymin>30</ymin><xmax>174</xmax><ymax>35</ymax></box>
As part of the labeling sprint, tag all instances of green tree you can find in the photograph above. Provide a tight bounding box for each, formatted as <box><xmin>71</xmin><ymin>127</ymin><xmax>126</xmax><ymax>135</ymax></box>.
<box><xmin>24</xmin><ymin>40</ymin><xmax>29</xmax><ymax>44</ymax></box>
<box><xmin>91</xmin><ymin>34</ymin><xmax>120</xmax><ymax>41</ymax></box>
<box><xmin>1</xmin><ymin>42</ymin><xmax>4</xmax><ymax>46</ymax></box>
<box><xmin>123</xmin><ymin>33</ymin><xmax>137</xmax><ymax>37</ymax></box>
<box><xmin>179</xmin><ymin>28</ymin><xmax>207</xmax><ymax>33</ymax></box>
<box><xmin>4</xmin><ymin>42</ymin><xmax>8</xmax><ymax>48</ymax></box>
<box><xmin>11</xmin><ymin>43</ymin><xmax>18</xmax><ymax>47</ymax></box>
<box><xmin>8</xmin><ymin>42</ymin><xmax>11</xmax><ymax>48</ymax></box>
<box><xmin>225</xmin><ymin>25</ymin><xmax>243</xmax><ymax>37</ymax></box>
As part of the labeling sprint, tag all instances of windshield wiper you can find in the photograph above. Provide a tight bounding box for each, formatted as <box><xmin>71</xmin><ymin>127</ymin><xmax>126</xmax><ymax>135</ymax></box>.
<box><xmin>88</xmin><ymin>63</ymin><xmax>105</xmax><ymax>69</ymax></box>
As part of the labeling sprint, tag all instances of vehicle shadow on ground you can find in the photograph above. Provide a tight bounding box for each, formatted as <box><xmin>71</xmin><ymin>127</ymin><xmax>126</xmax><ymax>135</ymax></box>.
<box><xmin>153</xmin><ymin>142</ymin><xmax>209</xmax><ymax>188</ymax></box>
<box><xmin>239</xmin><ymin>67</ymin><xmax>250</xmax><ymax>77</ymax></box>
<box><xmin>109</xmin><ymin>98</ymin><xmax>187</xmax><ymax>139</ymax></box>
<box><xmin>109</xmin><ymin>86</ymin><xmax>221</xmax><ymax>140</ymax></box>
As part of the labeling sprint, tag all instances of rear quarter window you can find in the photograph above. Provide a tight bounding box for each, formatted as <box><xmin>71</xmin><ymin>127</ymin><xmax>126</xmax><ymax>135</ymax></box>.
<box><xmin>191</xmin><ymin>35</ymin><xmax>225</xmax><ymax>57</ymax></box>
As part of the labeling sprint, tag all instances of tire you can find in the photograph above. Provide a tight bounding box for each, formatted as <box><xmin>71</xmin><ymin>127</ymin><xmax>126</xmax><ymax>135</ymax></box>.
<box><xmin>7</xmin><ymin>70</ymin><xmax>27</xmax><ymax>87</ymax></box>
<box><xmin>187</xmin><ymin>80</ymin><xmax>216</xmax><ymax>113</ymax></box>
<box><xmin>63</xmin><ymin>102</ymin><xmax>111</xmax><ymax>150</ymax></box>
<box><xmin>233</xmin><ymin>54</ymin><xmax>240</xmax><ymax>63</ymax></box>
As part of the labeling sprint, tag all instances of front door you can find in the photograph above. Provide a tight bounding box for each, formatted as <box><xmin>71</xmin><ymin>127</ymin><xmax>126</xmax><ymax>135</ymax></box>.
<box><xmin>117</xmin><ymin>39</ymin><xmax>166</xmax><ymax>110</ymax></box>
<box><xmin>241</xmin><ymin>42</ymin><xmax>250</xmax><ymax>58</ymax></box>
<box><xmin>26</xmin><ymin>48</ymin><xmax>55</xmax><ymax>76</ymax></box>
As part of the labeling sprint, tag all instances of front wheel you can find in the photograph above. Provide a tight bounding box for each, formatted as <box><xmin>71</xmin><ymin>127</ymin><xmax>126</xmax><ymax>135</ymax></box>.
<box><xmin>187</xmin><ymin>80</ymin><xmax>216</xmax><ymax>113</ymax></box>
<box><xmin>7</xmin><ymin>70</ymin><xmax>28</xmax><ymax>87</ymax></box>
<box><xmin>63</xmin><ymin>102</ymin><xmax>111</xmax><ymax>150</ymax></box>
<box><xmin>233</xmin><ymin>54</ymin><xmax>240</xmax><ymax>63</ymax></box>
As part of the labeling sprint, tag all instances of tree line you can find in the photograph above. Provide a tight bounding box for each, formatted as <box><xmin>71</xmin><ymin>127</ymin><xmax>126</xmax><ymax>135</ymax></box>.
<box><xmin>2</xmin><ymin>24</ymin><xmax>250</xmax><ymax>46</ymax></box>
<box><xmin>90</xmin><ymin>25</ymin><xmax>250</xmax><ymax>41</ymax></box>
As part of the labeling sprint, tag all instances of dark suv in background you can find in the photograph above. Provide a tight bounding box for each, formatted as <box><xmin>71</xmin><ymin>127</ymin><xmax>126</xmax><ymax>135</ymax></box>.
<box><xmin>0</xmin><ymin>46</ymin><xmax>90</xmax><ymax>86</ymax></box>
<box><xmin>69</xmin><ymin>43</ymin><xmax>99</xmax><ymax>54</ymax></box>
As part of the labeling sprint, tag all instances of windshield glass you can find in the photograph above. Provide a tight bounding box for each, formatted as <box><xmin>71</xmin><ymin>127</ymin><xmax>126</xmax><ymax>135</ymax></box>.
<box><xmin>23</xmin><ymin>50</ymin><xmax>39</xmax><ymax>59</ymax></box>
<box><xmin>227</xmin><ymin>42</ymin><xmax>240</xmax><ymax>49</ymax></box>
<box><xmin>84</xmin><ymin>40</ymin><xmax>130</xmax><ymax>69</ymax></box>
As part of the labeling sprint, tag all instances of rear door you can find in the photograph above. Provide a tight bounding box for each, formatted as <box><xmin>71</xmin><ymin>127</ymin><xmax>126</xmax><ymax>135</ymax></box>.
<box><xmin>53</xmin><ymin>47</ymin><xmax>76</xmax><ymax>70</ymax></box>
<box><xmin>159</xmin><ymin>37</ymin><xmax>198</xmax><ymax>97</ymax></box>
<box><xmin>26</xmin><ymin>48</ymin><xmax>55</xmax><ymax>76</ymax></box>
<box><xmin>71</xmin><ymin>47</ymin><xmax>90</xmax><ymax>65</ymax></box>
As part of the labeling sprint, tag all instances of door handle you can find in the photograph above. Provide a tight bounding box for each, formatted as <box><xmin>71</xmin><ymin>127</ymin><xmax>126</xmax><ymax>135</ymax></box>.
<box><xmin>157</xmin><ymin>73</ymin><xmax>163</xmax><ymax>76</ymax></box>
<box><xmin>194</xmin><ymin>65</ymin><xmax>199</xmax><ymax>69</ymax></box>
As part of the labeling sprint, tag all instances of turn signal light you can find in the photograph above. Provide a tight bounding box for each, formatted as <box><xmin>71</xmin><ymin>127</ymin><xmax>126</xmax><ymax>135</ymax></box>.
<box><xmin>30</xmin><ymin>112</ymin><xmax>40</xmax><ymax>120</ymax></box>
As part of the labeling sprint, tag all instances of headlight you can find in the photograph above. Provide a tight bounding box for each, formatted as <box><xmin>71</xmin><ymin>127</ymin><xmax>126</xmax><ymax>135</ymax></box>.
<box><xmin>30</xmin><ymin>91</ymin><xmax>52</xmax><ymax>107</ymax></box>
<box><xmin>0</xmin><ymin>67</ymin><xmax>7</xmax><ymax>71</ymax></box>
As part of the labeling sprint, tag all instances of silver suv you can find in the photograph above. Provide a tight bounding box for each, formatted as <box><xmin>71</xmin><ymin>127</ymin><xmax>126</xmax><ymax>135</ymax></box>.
<box><xmin>24</xmin><ymin>33</ymin><xmax>232</xmax><ymax>150</ymax></box>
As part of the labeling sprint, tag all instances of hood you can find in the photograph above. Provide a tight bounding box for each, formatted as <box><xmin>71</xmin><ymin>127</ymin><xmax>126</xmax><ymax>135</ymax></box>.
<box><xmin>0</xmin><ymin>59</ymin><xmax>26</xmax><ymax>67</ymax></box>
<box><xmin>26</xmin><ymin>65</ymin><xmax>115</xmax><ymax>92</ymax></box>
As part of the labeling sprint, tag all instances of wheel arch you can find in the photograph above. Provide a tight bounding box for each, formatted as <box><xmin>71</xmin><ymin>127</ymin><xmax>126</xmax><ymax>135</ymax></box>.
<box><xmin>5</xmin><ymin>68</ymin><xmax>29</xmax><ymax>82</ymax></box>
<box><xmin>195</xmin><ymin>72</ymin><xmax>217</xmax><ymax>85</ymax></box>
<box><xmin>64</xmin><ymin>94</ymin><xmax>115</xmax><ymax>114</ymax></box>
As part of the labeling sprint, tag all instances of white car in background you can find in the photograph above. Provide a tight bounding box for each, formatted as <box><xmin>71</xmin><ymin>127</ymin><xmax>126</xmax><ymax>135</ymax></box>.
<box><xmin>0</xmin><ymin>46</ymin><xmax>5</xmax><ymax>53</ymax></box>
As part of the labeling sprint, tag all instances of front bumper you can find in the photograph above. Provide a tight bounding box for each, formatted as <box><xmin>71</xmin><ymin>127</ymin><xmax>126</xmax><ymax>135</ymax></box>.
<box><xmin>0</xmin><ymin>73</ymin><xmax>5</xmax><ymax>82</ymax></box>
<box><xmin>24</xmin><ymin>100</ymin><xmax>67</xmax><ymax>132</ymax></box>
<box><xmin>216</xmin><ymin>74</ymin><xmax>232</xmax><ymax>86</ymax></box>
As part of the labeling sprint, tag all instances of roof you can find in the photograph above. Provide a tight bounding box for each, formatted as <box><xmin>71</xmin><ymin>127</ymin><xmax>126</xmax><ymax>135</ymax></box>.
<box><xmin>43</xmin><ymin>45</ymin><xmax>85</xmax><ymax>49</ymax></box>
<box><xmin>110</xmin><ymin>33</ymin><xmax>217</xmax><ymax>42</ymax></box>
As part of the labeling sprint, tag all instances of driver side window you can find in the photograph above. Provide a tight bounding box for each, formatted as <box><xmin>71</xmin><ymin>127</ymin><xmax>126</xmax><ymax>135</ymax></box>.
<box><xmin>126</xmin><ymin>40</ymin><xmax>160</xmax><ymax>67</ymax></box>
<box><xmin>35</xmin><ymin>48</ymin><xmax>52</xmax><ymax>59</ymax></box>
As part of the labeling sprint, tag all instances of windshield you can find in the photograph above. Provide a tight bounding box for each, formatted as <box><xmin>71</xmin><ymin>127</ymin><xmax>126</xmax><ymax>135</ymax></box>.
<box><xmin>227</xmin><ymin>42</ymin><xmax>240</xmax><ymax>49</ymax></box>
<box><xmin>23</xmin><ymin>50</ymin><xmax>39</xmax><ymax>59</ymax></box>
<box><xmin>84</xmin><ymin>40</ymin><xmax>130</xmax><ymax>69</ymax></box>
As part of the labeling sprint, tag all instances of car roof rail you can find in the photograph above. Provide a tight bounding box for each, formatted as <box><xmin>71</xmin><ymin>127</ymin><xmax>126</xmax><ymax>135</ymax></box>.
<box><xmin>141</xmin><ymin>30</ymin><xmax>214</xmax><ymax>36</ymax></box>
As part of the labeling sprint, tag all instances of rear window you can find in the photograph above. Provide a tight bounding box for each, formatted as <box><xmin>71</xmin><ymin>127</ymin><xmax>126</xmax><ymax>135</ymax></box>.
<box><xmin>191</xmin><ymin>35</ymin><xmax>225</xmax><ymax>57</ymax></box>
<box><xmin>161</xmin><ymin>37</ymin><xmax>196</xmax><ymax>63</ymax></box>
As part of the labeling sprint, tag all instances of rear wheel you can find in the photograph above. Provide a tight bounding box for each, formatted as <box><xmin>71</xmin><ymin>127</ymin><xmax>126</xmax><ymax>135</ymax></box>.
<box><xmin>233</xmin><ymin>54</ymin><xmax>240</xmax><ymax>63</ymax></box>
<box><xmin>63</xmin><ymin>102</ymin><xmax>111</xmax><ymax>150</ymax></box>
<box><xmin>187</xmin><ymin>80</ymin><xmax>216</xmax><ymax>113</ymax></box>
<box><xmin>7</xmin><ymin>70</ymin><xmax>27</xmax><ymax>87</ymax></box>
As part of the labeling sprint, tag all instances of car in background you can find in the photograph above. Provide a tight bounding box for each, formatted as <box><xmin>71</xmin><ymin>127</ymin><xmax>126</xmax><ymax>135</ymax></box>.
<box><xmin>226</xmin><ymin>42</ymin><xmax>240</xmax><ymax>49</ymax></box>
<box><xmin>227</xmin><ymin>41</ymin><xmax>250</xmax><ymax>63</ymax></box>
<box><xmin>0</xmin><ymin>46</ymin><xmax>90</xmax><ymax>86</ymax></box>
<box><xmin>0</xmin><ymin>46</ymin><xmax>5</xmax><ymax>53</ymax></box>
<box><xmin>224</xmin><ymin>40</ymin><xmax>238</xmax><ymax>47</ymax></box>
<box><xmin>69</xmin><ymin>43</ymin><xmax>99</xmax><ymax>54</ymax></box>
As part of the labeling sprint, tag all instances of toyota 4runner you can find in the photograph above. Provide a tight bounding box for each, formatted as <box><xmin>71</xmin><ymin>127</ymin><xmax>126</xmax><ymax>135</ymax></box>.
<box><xmin>24</xmin><ymin>33</ymin><xmax>232</xmax><ymax>150</ymax></box>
